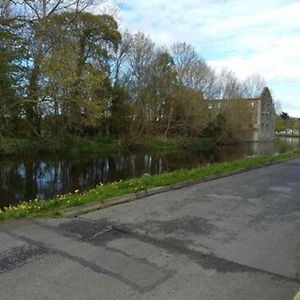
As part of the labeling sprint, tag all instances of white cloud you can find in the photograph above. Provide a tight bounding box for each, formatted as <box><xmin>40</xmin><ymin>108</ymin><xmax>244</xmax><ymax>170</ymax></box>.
<box><xmin>117</xmin><ymin>0</ymin><xmax>300</xmax><ymax>116</ymax></box>
<box><xmin>210</xmin><ymin>35</ymin><xmax>300</xmax><ymax>81</ymax></box>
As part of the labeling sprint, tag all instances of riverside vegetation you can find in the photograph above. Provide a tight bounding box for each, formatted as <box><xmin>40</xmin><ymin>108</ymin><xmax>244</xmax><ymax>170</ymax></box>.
<box><xmin>1</xmin><ymin>0</ymin><xmax>268</xmax><ymax>154</ymax></box>
<box><xmin>0</xmin><ymin>136</ymin><xmax>214</xmax><ymax>156</ymax></box>
<box><xmin>1</xmin><ymin>148</ymin><xmax>300</xmax><ymax>221</ymax></box>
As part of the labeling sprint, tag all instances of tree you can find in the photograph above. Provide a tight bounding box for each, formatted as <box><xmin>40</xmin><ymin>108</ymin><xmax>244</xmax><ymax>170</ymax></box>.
<box><xmin>173</xmin><ymin>87</ymin><xmax>209</xmax><ymax>137</ymax></box>
<box><xmin>120</xmin><ymin>32</ymin><xmax>156</xmax><ymax>137</ymax></box>
<box><xmin>171</xmin><ymin>42</ymin><xmax>217</xmax><ymax>99</ymax></box>
<box><xmin>203</xmin><ymin>113</ymin><xmax>226</xmax><ymax>141</ymax></box>
<box><xmin>110</xmin><ymin>30</ymin><xmax>132</xmax><ymax>88</ymax></box>
<box><xmin>13</xmin><ymin>0</ymin><xmax>101</xmax><ymax>136</ymax></box>
<box><xmin>242</xmin><ymin>73</ymin><xmax>266</xmax><ymax>98</ymax></box>
<box><xmin>109</xmin><ymin>86</ymin><xmax>131</xmax><ymax>138</ymax></box>
<box><xmin>215</xmin><ymin>68</ymin><xmax>244</xmax><ymax>99</ymax></box>
<box><xmin>280</xmin><ymin>112</ymin><xmax>289</xmax><ymax>120</ymax></box>
<box><xmin>0</xmin><ymin>1</ymin><xmax>26</xmax><ymax>136</ymax></box>
<box><xmin>221</xmin><ymin>100</ymin><xmax>255</xmax><ymax>142</ymax></box>
<box><xmin>205</xmin><ymin>100</ymin><xmax>255</xmax><ymax>143</ymax></box>
<box><xmin>43</xmin><ymin>11</ymin><xmax>121</xmax><ymax>135</ymax></box>
<box><xmin>0</xmin><ymin>4</ymin><xmax>274</xmax><ymax>144</ymax></box>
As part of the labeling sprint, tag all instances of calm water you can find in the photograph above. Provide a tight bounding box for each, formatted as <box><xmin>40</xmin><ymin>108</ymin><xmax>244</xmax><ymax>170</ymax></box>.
<box><xmin>0</xmin><ymin>137</ymin><xmax>299</xmax><ymax>208</ymax></box>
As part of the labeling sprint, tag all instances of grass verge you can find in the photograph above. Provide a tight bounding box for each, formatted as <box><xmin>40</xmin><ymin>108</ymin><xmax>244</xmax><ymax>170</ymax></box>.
<box><xmin>1</xmin><ymin>148</ymin><xmax>300</xmax><ymax>221</ymax></box>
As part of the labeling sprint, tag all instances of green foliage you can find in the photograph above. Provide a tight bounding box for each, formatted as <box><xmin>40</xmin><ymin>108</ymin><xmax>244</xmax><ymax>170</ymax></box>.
<box><xmin>204</xmin><ymin>113</ymin><xmax>226</xmax><ymax>139</ymax></box>
<box><xmin>109</xmin><ymin>86</ymin><xmax>132</xmax><ymax>137</ymax></box>
<box><xmin>276</xmin><ymin>114</ymin><xmax>300</xmax><ymax>134</ymax></box>
<box><xmin>41</xmin><ymin>12</ymin><xmax>121</xmax><ymax>136</ymax></box>
<box><xmin>0</xmin><ymin>12</ymin><xmax>26</xmax><ymax>136</ymax></box>
<box><xmin>280</xmin><ymin>112</ymin><xmax>289</xmax><ymax>120</ymax></box>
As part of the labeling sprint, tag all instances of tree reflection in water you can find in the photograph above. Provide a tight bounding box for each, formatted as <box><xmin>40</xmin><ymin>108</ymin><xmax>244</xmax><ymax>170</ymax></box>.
<box><xmin>0</xmin><ymin>138</ymin><xmax>299</xmax><ymax>208</ymax></box>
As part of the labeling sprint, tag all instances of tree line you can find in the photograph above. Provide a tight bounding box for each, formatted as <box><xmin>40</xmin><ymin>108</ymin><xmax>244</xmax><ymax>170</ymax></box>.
<box><xmin>0</xmin><ymin>0</ymin><xmax>267</xmax><ymax>144</ymax></box>
<box><xmin>276</xmin><ymin>112</ymin><xmax>300</xmax><ymax>135</ymax></box>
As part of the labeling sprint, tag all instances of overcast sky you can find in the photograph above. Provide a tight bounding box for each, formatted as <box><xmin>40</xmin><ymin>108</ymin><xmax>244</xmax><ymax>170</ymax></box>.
<box><xmin>114</xmin><ymin>0</ymin><xmax>300</xmax><ymax>117</ymax></box>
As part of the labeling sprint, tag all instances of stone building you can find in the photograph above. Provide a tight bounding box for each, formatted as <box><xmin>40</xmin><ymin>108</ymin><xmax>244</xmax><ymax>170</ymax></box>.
<box><xmin>206</xmin><ymin>87</ymin><xmax>276</xmax><ymax>142</ymax></box>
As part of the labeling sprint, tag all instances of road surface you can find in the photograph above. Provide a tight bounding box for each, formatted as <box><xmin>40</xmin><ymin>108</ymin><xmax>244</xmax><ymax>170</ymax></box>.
<box><xmin>1</xmin><ymin>159</ymin><xmax>300</xmax><ymax>299</ymax></box>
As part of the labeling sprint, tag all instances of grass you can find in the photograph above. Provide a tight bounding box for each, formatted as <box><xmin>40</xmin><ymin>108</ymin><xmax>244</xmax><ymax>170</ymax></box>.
<box><xmin>0</xmin><ymin>138</ymin><xmax>59</xmax><ymax>155</ymax></box>
<box><xmin>0</xmin><ymin>137</ymin><xmax>119</xmax><ymax>156</ymax></box>
<box><xmin>63</xmin><ymin>138</ymin><xmax>119</xmax><ymax>154</ymax></box>
<box><xmin>1</xmin><ymin>148</ymin><xmax>300</xmax><ymax>221</ymax></box>
<box><xmin>0</xmin><ymin>137</ymin><xmax>214</xmax><ymax>156</ymax></box>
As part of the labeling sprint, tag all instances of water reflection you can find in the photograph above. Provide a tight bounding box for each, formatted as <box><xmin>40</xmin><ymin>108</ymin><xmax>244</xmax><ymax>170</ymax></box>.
<box><xmin>0</xmin><ymin>138</ymin><xmax>299</xmax><ymax>208</ymax></box>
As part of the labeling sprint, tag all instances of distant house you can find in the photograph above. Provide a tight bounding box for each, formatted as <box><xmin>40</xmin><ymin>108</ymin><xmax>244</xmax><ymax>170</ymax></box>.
<box><xmin>206</xmin><ymin>87</ymin><xmax>276</xmax><ymax>142</ymax></box>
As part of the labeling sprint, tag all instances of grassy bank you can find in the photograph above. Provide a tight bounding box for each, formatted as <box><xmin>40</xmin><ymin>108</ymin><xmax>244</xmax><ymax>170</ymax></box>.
<box><xmin>0</xmin><ymin>137</ymin><xmax>120</xmax><ymax>156</ymax></box>
<box><xmin>0</xmin><ymin>137</ymin><xmax>214</xmax><ymax>156</ymax></box>
<box><xmin>1</xmin><ymin>148</ymin><xmax>300</xmax><ymax>221</ymax></box>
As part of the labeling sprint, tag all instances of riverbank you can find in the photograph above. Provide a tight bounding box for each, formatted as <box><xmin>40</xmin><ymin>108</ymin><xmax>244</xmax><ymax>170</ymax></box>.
<box><xmin>1</xmin><ymin>148</ymin><xmax>300</xmax><ymax>221</ymax></box>
<box><xmin>0</xmin><ymin>137</ymin><xmax>214</xmax><ymax>156</ymax></box>
<box><xmin>0</xmin><ymin>137</ymin><xmax>119</xmax><ymax>156</ymax></box>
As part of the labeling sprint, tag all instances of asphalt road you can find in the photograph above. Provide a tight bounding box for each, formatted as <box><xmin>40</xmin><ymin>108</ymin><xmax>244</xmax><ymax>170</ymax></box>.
<box><xmin>1</xmin><ymin>159</ymin><xmax>300</xmax><ymax>300</ymax></box>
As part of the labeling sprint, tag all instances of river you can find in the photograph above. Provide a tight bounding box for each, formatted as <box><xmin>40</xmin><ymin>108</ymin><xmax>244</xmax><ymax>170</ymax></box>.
<box><xmin>0</xmin><ymin>137</ymin><xmax>299</xmax><ymax>208</ymax></box>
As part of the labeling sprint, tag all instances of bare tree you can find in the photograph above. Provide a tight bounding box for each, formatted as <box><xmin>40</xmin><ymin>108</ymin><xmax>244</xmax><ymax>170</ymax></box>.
<box><xmin>170</xmin><ymin>42</ymin><xmax>218</xmax><ymax>99</ymax></box>
<box><xmin>0</xmin><ymin>0</ymin><xmax>11</xmax><ymax>17</ymax></box>
<box><xmin>14</xmin><ymin>0</ymin><xmax>96</xmax><ymax>19</ymax></box>
<box><xmin>171</xmin><ymin>42</ymin><xmax>198</xmax><ymax>86</ymax></box>
<box><xmin>111</xmin><ymin>30</ymin><xmax>132</xmax><ymax>88</ymax></box>
<box><xmin>242</xmin><ymin>73</ymin><xmax>266</xmax><ymax>98</ymax></box>
<box><xmin>215</xmin><ymin>68</ymin><xmax>244</xmax><ymax>99</ymax></box>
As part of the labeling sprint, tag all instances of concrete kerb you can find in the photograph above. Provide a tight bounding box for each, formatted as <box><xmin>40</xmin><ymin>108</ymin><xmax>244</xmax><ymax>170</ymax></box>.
<box><xmin>61</xmin><ymin>194</ymin><xmax>136</xmax><ymax>218</ymax></box>
<box><xmin>61</xmin><ymin>157</ymin><xmax>298</xmax><ymax>218</ymax></box>
<box><xmin>135</xmin><ymin>190</ymin><xmax>148</xmax><ymax>199</ymax></box>
<box><xmin>61</xmin><ymin>202</ymin><xmax>104</xmax><ymax>218</ymax></box>
<box><xmin>147</xmin><ymin>186</ymin><xmax>172</xmax><ymax>195</ymax></box>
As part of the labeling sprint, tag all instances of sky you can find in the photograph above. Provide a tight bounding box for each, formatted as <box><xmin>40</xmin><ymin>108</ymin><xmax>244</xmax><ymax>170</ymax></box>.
<box><xmin>110</xmin><ymin>0</ymin><xmax>300</xmax><ymax>117</ymax></box>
